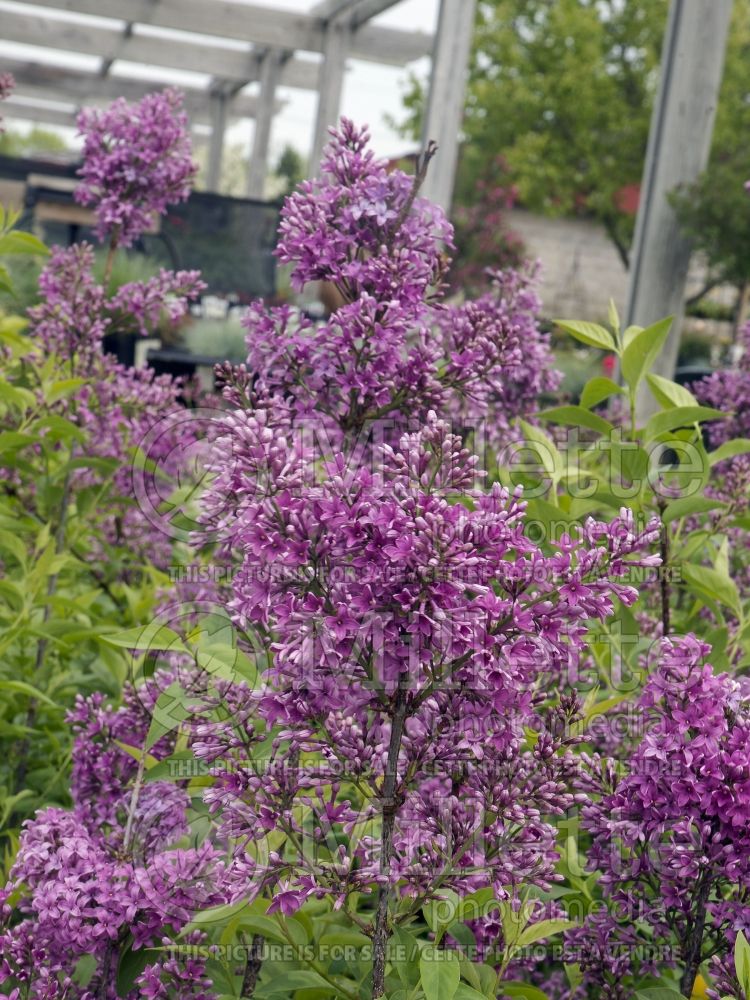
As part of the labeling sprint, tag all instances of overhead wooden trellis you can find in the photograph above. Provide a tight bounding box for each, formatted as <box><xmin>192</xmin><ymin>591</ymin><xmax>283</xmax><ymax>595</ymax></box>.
<box><xmin>0</xmin><ymin>0</ymin><xmax>477</xmax><ymax>208</ymax></box>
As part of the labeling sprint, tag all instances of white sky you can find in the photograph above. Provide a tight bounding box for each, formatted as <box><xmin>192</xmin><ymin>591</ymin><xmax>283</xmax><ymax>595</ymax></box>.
<box><xmin>0</xmin><ymin>0</ymin><xmax>439</xmax><ymax>166</ymax></box>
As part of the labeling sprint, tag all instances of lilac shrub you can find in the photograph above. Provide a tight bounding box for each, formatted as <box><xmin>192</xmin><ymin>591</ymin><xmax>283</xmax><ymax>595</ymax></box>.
<box><xmin>0</xmin><ymin>90</ymin><xmax>205</xmax><ymax>835</ymax></box>
<box><xmin>25</xmin><ymin>241</ymin><xmax>204</xmax><ymax>568</ymax></box>
<box><xmin>196</xmin><ymin>121</ymin><xmax>660</xmax><ymax>997</ymax></box>
<box><xmin>0</xmin><ymin>679</ymin><xmax>226</xmax><ymax>998</ymax></box>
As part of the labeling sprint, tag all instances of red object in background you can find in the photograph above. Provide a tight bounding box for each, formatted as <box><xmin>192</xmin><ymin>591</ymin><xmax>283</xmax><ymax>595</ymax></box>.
<box><xmin>602</xmin><ymin>353</ymin><xmax>616</xmax><ymax>376</ymax></box>
<box><xmin>614</xmin><ymin>183</ymin><xmax>641</xmax><ymax>215</ymax></box>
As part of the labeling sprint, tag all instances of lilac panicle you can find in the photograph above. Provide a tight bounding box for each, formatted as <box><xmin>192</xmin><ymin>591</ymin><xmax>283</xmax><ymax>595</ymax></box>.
<box><xmin>571</xmin><ymin>635</ymin><xmax>750</xmax><ymax>991</ymax></box>
<box><xmin>75</xmin><ymin>88</ymin><xmax>197</xmax><ymax>248</ymax></box>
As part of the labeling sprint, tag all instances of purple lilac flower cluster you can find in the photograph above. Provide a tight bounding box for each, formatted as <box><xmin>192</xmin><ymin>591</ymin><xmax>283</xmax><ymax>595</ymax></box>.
<box><xmin>22</xmin><ymin>242</ymin><xmax>204</xmax><ymax>568</ymax></box>
<box><xmin>75</xmin><ymin>89</ymin><xmax>197</xmax><ymax>248</ymax></box>
<box><xmin>0</xmin><ymin>680</ymin><xmax>225</xmax><ymax>999</ymax></box>
<box><xmin>697</xmin><ymin>321</ymin><xmax>750</xmax><ymax>447</ymax></box>
<box><xmin>200</xmin><ymin>407</ymin><xmax>660</xmax><ymax>908</ymax></box>
<box><xmin>569</xmin><ymin>635</ymin><xmax>750</xmax><ymax>997</ymax></box>
<box><xmin>240</xmin><ymin>120</ymin><xmax>558</xmax><ymax>448</ymax></box>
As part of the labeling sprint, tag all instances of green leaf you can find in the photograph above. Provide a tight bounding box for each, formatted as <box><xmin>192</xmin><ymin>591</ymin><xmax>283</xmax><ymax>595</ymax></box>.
<box><xmin>646</xmin><ymin>373</ymin><xmax>699</xmax><ymax>410</ymax></box>
<box><xmin>515</xmin><ymin>919</ymin><xmax>577</xmax><ymax>948</ymax></box>
<box><xmin>444</xmin><ymin>921</ymin><xmax>476</xmax><ymax>951</ymax></box>
<box><xmin>0</xmin><ymin>680</ymin><xmax>59</xmax><ymax>709</ymax></box>
<box><xmin>564</xmin><ymin>963</ymin><xmax>583</xmax><ymax>990</ymax></box>
<box><xmin>144</xmin><ymin>682</ymin><xmax>194</xmax><ymax>750</ymax></box>
<box><xmin>608</xmin><ymin>298</ymin><xmax>620</xmax><ymax>335</ymax></box>
<box><xmin>554</xmin><ymin>319</ymin><xmax>616</xmax><ymax>351</ymax></box>
<box><xmin>620</xmin><ymin>317</ymin><xmax>672</xmax><ymax>389</ymax></box>
<box><xmin>499</xmin><ymin>984</ymin><xmax>551</xmax><ymax>1000</ymax></box>
<box><xmin>45</xmin><ymin>378</ymin><xmax>86</xmax><ymax>405</ymax></box>
<box><xmin>661</xmin><ymin>495</ymin><xmax>725</xmax><ymax>523</ymax></box>
<box><xmin>0</xmin><ymin>264</ymin><xmax>12</xmax><ymax>294</ymax></box>
<box><xmin>519</xmin><ymin>419</ymin><xmax>563</xmax><ymax>481</ymax></box>
<box><xmin>0</xmin><ymin>231</ymin><xmax>50</xmax><ymax>256</ymax></box>
<box><xmin>419</xmin><ymin>950</ymin><xmax>461</xmax><ymax>1000</ymax></box>
<box><xmin>644</xmin><ymin>406</ymin><xmax>726</xmax><ymax>441</ymax></box>
<box><xmin>455</xmin><ymin>986</ymin><xmax>488</xmax><ymax>1000</ymax></box>
<box><xmin>634</xmin><ymin>990</ymin><xmax>687</xmax><ymax>999</ymax></box>
<box><xmin>579</xmin><ymin>376</ymin><xmax>625</xmax><ymax>409</ymax></box>
<box><xmin>257</xmin><ymin>970</ymin><xmax>335</xmax><ymax>994</ymax></box>
<box><xmin>709</xmin><ymin>438</ymin><xmax>750</xmax><ymax>466</ymax></box>
<box><xmin>113</xmin><ymin>741</ymin><xmax>160</xmax><ymax>769</ymax></box>
<box><xmin>538</xmin><ymin>405</ymin><xmax>613</xmax><ymax>436</ymax></box>
<box><xmin>423</xmin><ymin>888</ymin><xmax>460</xmax><ymax>937</ymax></box>
<box><xmin>622</xmin><ymin>324</ymin><xmax>643</xmax><ymax>349</ymax></box>
<box><xmin>72</xmin><ymin>954</ymin><xmax>97</xmax><ymax>988</ymax></box>
<box><xmin>735</xmin><ymin>929</ymin><xmax>750</xmax><ymax>994</ymax></box>
<box><xmin>682</xmin><ymin>563</ymin><xmax>741</xmax><ymax>617</ymax></box>
<box><xmin>0</xmin><ymin>529</ymin><xmax>27</xmax><ymax>567</ymax></box>
<box><xmin>646</xmin><ymin>372</ymin><xmax>697</xmax><ymax>409</ymax></box>
<box><xmin>102</xmin><ymin>623</ymin><xmax>185</xmax><ymax>652</ymax></box>
<box><xmin>116</xmin><ymin>947</ymin><xmax>160</xmax><ymax>995</ymax></box>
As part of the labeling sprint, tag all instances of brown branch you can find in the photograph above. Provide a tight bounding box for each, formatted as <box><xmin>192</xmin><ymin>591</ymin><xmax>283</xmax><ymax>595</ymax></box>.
<box><xmin>657</xmin><ymin>498</ymin><xmax>670</xmax><ymax>637</ymax></box>
<box><xmin>241</xmin><ymin>934</ymin><xmax>265</xmax><ymax>997</ymax></box>
<box><xmin>679</xmin><ymin>869</ymin><xmax>711</xmax><ymax>997</ymax></box>
<box><xmin>371</xmin><ymin>674</ymin><xmax>410</xmax><ymax>998</ymax></box>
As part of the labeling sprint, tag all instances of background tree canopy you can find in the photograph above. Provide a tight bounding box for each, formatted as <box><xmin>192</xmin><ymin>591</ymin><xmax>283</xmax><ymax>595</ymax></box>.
<box><xmin>399</xmin><ymin>0</ymin><xmax>750</xmax><ymax>293</ymax></box>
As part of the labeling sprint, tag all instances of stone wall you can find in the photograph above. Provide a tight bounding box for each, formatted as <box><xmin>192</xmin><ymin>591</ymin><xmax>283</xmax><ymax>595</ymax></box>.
<box><xmin>506</xmin><ymin>208</ymin><xmax>735</xmax><ymax>327</ymax></box>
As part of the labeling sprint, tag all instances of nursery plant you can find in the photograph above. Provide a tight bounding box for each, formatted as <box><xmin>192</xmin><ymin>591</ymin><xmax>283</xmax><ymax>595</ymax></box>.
<box><xmin>2</xmin><ymin>89</ymin><xmax>750</xmax><ymax>1000</ymax></box>
<box><xmin>0</xmin><ymin>91</ymin><xmax>204</xmax><ymax>848</ymax></box>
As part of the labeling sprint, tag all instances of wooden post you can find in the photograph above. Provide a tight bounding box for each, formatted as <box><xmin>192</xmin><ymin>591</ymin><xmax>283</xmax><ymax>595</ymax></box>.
<box><xmin>625</xmin><ymin>0</ymin><xmax>733</xmax><ymax>415</ymax></box>
<box><xmin>206</xmin><ymin>91</ymin><xmax>227</xmax><ymax>193</ymax></box>
<box><xmin>310</xmin><ymin>19</ymin><xmax>350</xmax><ymax>174</ymax></box>
<box><xmin>419</xmin><ymin>0</ymin><xmax>476</xmax><ymax>212</ymax></box>
<box><xmin>246</xmin><ymin>51</ymin><xmax>283</xmax><ymax>199</ymax></box>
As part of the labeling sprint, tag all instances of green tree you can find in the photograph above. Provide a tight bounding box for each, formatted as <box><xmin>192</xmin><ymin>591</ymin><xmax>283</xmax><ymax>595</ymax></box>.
<box><xmin>670</xmin><ymin>2</ymin><xmax>750</xmax><ymax>331</ymax></box>
<box><xmin>400</xmin><ymin>0</ymin><xmax>667</xmax><ymax>267</ymax></box>
<box><xmin>273</xmin><ymin>144</ymin><xmax>305</xmax><ymax>197</ymax></box>
<box><xmin>0</xmin><ymin>126</ymin><xmax>70</xmax><ymax>158</ymax></box>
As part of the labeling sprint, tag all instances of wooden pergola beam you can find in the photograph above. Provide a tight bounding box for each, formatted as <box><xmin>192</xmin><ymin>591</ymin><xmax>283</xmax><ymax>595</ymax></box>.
<box><xmin>0</xmin><ymin>9</ymin><xmax>321</xmax><ymax>90</ymax></box>
<box><xmin>8</xmin><ymin>78</ymin><xmax>278</xmax><ymax>125</ymax></box>
<box><xmin>4</xmin><ymin>60</ymin><xmax>272</xmax><ymax>117</ymax></box>
<box><xmin>4</xmin><ymin>0</ymin><xmax>432</xmax><ymax>66</ymax></box>
<box><xmin>311</xmin><ymin>0</ymin><xmax>401</xmax><ymax>29</ymax></box>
